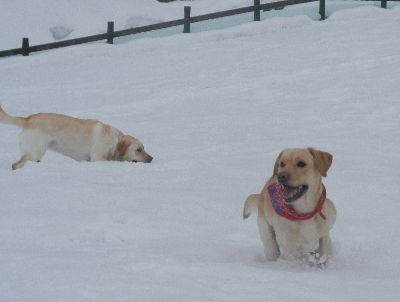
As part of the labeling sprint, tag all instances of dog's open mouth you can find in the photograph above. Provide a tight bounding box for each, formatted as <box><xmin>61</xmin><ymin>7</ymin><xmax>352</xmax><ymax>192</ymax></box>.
<box><xmin>280</xmin><ymin>184</ymin><xmax>308</xmax><ymax>203</ymax></box>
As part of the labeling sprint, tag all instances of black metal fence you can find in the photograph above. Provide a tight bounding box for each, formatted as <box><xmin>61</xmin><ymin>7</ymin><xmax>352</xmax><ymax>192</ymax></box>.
<box><xmin>0</xmin><ymin>0</ymin><xmax>393</xmax><ymax>58</ymax></box>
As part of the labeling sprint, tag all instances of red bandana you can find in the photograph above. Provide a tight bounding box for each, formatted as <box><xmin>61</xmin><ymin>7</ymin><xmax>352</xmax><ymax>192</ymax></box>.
<box><xmin>267</xmin><ymin>182</ymin><xmax>327</xmax><ymax>221</ymax></box>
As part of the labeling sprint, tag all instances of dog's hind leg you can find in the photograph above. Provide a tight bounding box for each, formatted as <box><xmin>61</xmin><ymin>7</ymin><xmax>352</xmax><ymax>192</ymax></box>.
<box><xmin>12</xmin><ymin>130</ymin><xmax>49</xmax><ymax>170</ymax></box>
<box><xmin>12</xmin><ymin>154</ymin><xmax>32</xmax><ymax>170</ymax></box>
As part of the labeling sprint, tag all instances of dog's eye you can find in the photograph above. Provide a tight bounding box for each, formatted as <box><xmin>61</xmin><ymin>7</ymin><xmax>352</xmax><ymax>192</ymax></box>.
<box><xmin>280</xmin><ymin>161</ymin><xmax>286</xmax><ymax>168</ymax></box>
<box><xmin>136</xmin><ymin>148</ymin><xmax>142</xmax><ymax>153</ymax></box>
<box><xmin>297</xmin><ymin>161</ymin><xmax>306</xmax><ymax>168</ymax></box>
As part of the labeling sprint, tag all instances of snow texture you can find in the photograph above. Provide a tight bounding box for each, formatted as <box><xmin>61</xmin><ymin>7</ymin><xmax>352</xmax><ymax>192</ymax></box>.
<box><xmin>1</xmin><ymin>1</ymin><xmax>400</xmax><ymax>301</ymax></box>
<box><xmin>49</xmin><ymin>26</ymin><xmax>74</xmax><ymax>40</ymax></box>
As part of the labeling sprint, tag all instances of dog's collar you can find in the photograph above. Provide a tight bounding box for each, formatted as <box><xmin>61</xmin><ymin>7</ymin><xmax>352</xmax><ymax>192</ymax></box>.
<box><xmin>267</xmin><ymin>182</ymin><xmax>327</xmax><ymax>221</ymax></box>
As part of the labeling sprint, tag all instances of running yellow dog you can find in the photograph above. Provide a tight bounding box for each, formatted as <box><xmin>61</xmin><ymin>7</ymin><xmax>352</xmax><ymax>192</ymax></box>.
<box><xmin>243</xmin><ymin>148</ymin><xmax>336</xmax><ymax>266</ymax></box>
<box><xmin>0</xmin><ymin>106</ymin><xmax>152</xmax><ymax>170</ymax></box>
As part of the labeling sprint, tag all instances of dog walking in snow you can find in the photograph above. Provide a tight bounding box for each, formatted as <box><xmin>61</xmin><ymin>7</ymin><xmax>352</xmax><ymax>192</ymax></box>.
<box><xmin>243</xmin><ymin>148</ymin><xmax>336</xmax><ymax>267</ymax></box>
<box><xmin>0</xmin><ymin>105</ymin><xmax>153</xmax><ymax>170</ymax></box>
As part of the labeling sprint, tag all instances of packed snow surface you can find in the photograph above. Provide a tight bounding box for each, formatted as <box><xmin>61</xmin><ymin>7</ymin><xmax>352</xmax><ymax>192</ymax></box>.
<box><xmin>1</xmin><ymin>1</ymin><xmax>400</xmax><ymax>301</ymax></box>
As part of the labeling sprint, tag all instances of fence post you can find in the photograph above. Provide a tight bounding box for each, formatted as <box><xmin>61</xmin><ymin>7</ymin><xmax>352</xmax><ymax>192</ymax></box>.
<box><xmin>381</xmin><ymin>1</ymin><xmax>387</xmax><ymax>9</ymax></box>
<box><xmin>183</xmin><ymin>6</ymin><xmax>191</xmax><ymax>33</ymax></box>
<box><xmin>254</xmin><ymin>0</ymin><xmax>261</xmax><ymax>21</ymax></box>
<box><xmin>22</xmin><ymin>38</ymin><xmax>29</xmax><ymax>56</ymax></box>
<box><xmin>107</xmin><ymin>21</ymin><xmax>114</xmax><ymax>44</ymax></box>
<box><xmin>319</xmin><ymin>0</ymin><xmax>326</xmax><ymax>20</ymax></box>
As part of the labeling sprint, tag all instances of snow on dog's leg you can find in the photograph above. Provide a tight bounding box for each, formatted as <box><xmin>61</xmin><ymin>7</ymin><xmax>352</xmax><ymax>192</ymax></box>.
<box><xmin>307</xmin><ymin>251</ymin><xmax>327</xmax><ymax>269</ymax></box>
<box><xmin>308</xmin><ymin>235</ymin><xmax>332</xmax><ymax>268</ymax></box>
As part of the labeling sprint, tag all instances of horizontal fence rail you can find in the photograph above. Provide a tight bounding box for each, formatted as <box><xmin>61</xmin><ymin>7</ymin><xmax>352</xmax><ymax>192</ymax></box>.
<box><xmin>0</xmin><ymin>0</ymin><xmax>395</xmax><ymax>58</ymax></box>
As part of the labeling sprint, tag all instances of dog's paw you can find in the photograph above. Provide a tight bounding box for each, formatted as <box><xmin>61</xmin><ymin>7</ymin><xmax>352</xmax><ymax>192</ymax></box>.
<box><xmin>307</xmin><ymin>251</ymin><xmax>327</xmax><ymax>269</ymax></box>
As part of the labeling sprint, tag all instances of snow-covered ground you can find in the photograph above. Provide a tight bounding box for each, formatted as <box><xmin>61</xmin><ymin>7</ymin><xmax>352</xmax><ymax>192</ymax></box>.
<box><xmin>0</xmin><ymin>0</ymin><xmax>255</xmax><ymax>49</ymax></box>
<box><xmin>1</xmin><ymin>1</ymin><xmax>400</xmax><ymax>301</ymax></box>
<box><xmin>1</xmin><ymin>0</ymin><xmax>396</xmax><ymax>49</ymax></box>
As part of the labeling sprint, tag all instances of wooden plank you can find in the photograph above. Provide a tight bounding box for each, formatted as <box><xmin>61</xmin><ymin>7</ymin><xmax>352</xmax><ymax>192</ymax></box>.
<box><xmin>22</xmin><ymin>38</ymin><xmax>30</xmax><ymax>56</ymax></box>
<box><xmin>254</xmin><ymin>0</ymin><xmax>261</xmax><ymax>21</ymax></box>
<box><xmin>261</xmin><ymin>0</ymin><xmax>318</xmax><ymax>13</ymax></box>
<box><xmin>0</xmin><ymin>48</ymin><xmax>23</xmax><ymax>58</ymax></box>
<box><xmin>28</xmin><ymin>33</ymin><xmax>109</xmax><ymax>53</ymax></box>
<box><xmin>190</xmin><ymin>6</ymin><xmax>255</xmax><ymax>23</ymax></box>
<box><xmin>190</xmin><ymin>0</ymin><xmax>317</xmax><ymax>23</ymax></box>
<box><xmin>183</xmin><ymin>6</ymin><xmax>191</xmax><ymax>33</ymax></box>
<box><xmin>107</xmin><ymin>21</ymin><xmax>114</xmax><ymax>44</ymax></box>
<box><xmin>113</xmin><ymin>19</ymin><xmax>185</xmax><ymax>38</ymax></box>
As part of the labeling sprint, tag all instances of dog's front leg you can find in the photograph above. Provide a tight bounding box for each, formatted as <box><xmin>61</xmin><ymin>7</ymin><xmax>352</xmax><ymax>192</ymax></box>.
<box><xmin>282</xmin><ymin>247</ymin><xmax>301</xmax><ymax>261</ymax></box>
<box><xmin>275</xmin><ymin>233</ymin><xmax>302</xmax><ymax>261</ymax></box>
<box><xmin>319</xmin><ymin>234</ymin><xmax>333</xmax><ymax>257</ymax></box>
<box><xmin>89</xmin><ymin>153</ymin><xmax>107</xmax><ymax>162</ymax></box>
<box><xmin>257</xmin><ymin>216</ymin><xmax>280</xmax><ymax>261</ymax></box>
<box><xmin>317</xmin><ymin>234</ymin><xmax>333</xmax><ymax>264</ymax></box>
<box><xmin>307</xmin><ymin>234</ymin><xmax>333</xmax><ymax>268</ymax></box>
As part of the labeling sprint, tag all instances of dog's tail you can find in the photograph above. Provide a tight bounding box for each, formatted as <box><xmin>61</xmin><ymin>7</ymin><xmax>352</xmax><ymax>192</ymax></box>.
<box><xmin>0</xmin><ymin>105</ymin><xmax>27</xmax><ymax>128</ymax></box>
<box><xmin>243</xmin><ymin>194</ymin><xmax>260</xmax><ymax>219</ymax></box>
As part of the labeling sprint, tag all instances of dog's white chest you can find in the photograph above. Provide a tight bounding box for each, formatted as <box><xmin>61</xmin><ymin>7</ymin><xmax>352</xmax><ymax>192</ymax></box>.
<box><xmin>299</xmin><ymin>225</ymin><xmax>320</xmax><ymax>252</ymax></box>
<box><xmin>48</xmin><ymin>138</ymin><xmax>91</xmax><ymax>161</ymax></box>
<box><xmin>274</xmin><ymin>219</ymin><xmax>322</xmax><ymax>256</ymax></box>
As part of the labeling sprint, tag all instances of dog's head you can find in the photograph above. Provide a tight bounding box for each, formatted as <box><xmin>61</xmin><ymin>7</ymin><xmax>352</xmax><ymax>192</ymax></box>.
<box><xmin>117</xmin><ymin>135</ymin><xmax>153</xmax><ymax>163</ymax></box>
<box><xmin>273</xmin><ymin>147</ymin><xmax>332</xmax><ymax>203</ymax></box>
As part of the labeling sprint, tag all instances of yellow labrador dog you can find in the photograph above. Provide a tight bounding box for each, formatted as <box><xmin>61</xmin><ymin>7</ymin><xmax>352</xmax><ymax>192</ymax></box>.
<box><xmin>243</xmin><ymin>148</ymin><xmax>336</xmax><ymax>267</ymax></box>
<box><xmin>0</xmin><ymin>106</ymin><xmax>153</xmax><ymax>170</ymax></box>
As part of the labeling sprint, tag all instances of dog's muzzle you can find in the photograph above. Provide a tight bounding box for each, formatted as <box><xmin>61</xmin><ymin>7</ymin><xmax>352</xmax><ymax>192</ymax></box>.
<box><xmin>280</xmin><ymin>184</ymin><xmax>308</xmax><ymax>203</ymax></box>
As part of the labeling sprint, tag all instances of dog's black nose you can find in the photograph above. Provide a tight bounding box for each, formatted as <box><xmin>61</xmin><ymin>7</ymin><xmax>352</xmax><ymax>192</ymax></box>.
<box><xmin>147</xmin><ymin>156</ymin><xmax>153</xmax><ymax>163</ymax></box>
<box><xmin>277</xmin><ymin>172</ymin><xmax>290</xmax><ymax>185</ymax></box>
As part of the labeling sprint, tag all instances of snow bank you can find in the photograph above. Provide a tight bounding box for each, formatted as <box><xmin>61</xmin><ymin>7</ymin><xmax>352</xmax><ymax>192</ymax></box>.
<box><xmin>1</xmin><ymin>1</ymin><xmax>400</xmax><ymax>302</ymax></box>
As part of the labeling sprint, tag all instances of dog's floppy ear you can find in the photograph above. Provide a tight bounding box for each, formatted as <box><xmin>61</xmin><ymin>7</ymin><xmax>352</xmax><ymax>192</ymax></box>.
<box><xmin>308</xmin><ymin>147</ymin><xmax>333</xmax><ymax>177</ymax></box>
<box><xmin>117</xmin><ymin>135</ymin><xmax>131</xmax><ymax>157</ymax></box>
<box><xmin>273</xmin><ymin>151</ymin><xmax>283</xmax><ymax>176</ymax></box>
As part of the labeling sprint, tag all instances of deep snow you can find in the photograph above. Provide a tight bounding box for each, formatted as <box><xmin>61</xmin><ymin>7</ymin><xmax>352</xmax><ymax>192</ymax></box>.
<box><xmin>1</xmin><ymin>0</ymin><xmax>396</xmax><ymax>49</ymax></box>
<box><xmin>1</xmin><ymin>1</ymin><xmax>400</xmax><ymax>301</ymax></box>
